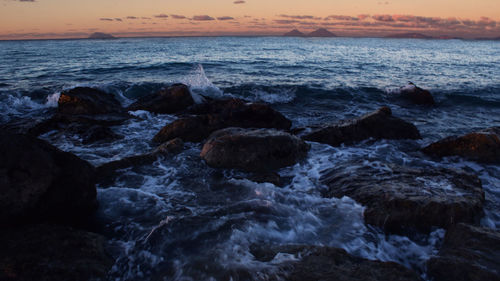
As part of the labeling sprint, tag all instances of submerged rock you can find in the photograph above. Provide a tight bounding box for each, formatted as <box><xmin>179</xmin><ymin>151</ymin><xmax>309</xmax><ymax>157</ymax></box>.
<box><xmin>251</xmin><ymin>245</ymin><xmax>422</xmax><ymax>281</ymax></box>
<box><xmin>0</xmin><ymin>133</ymin><xmax>97</xmax><ymax>226</ymax></box>
<box><xmin>200</xmin><ymin>128</ymin><xmax>309</xmax><ymax>172</ymax></box>
<box><xmin>96</xmin><ymin>138</ymin><xmax>183</xmax><ymax>182</ymax></box>
<box><xmin>320</xmin><ymin>164</ymin><xmax>484</xmax><ymax>233</ymax></box>
<box><xmin>58</xmin><ymin>87</ymin><xmax>124</xmax><ymax>115</ymax></box>
<box><xmin>302</xmin><ymin>106</ymin><xmax>421</xmax><ymax>147</ymax></box>
<box><xmin>398</xmin><ymin>82</ymin><xmax>435</xmax><ymax>105</ymax></box>
<box><xmin>427</xmin><ymin>223</ymin><xmax>500</xmax><ymax>281</ymax></box>
<box><xmin>153</xmin><ymin>98</ymin><xmax>292</xmax><ymax>143</ymax></box>
<box><xmin>0</xmin><ymin>224</ymin><xmax>113</xmax><ymax>281</ymax></box>
<box><xmin>422</xmin><ymin>127</ymin><xmax>500</xmax><ymax>164</ymax></box>
<box><xmin>127</xmin><ymin>83</ymin><xmax>194</xmax><ymax>114</ymax></box>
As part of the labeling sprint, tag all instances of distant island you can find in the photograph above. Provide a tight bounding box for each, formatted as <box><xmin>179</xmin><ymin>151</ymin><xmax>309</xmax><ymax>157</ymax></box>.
<box><xmin>283</xmin><ymin>29</ymin><xmax>306</xmax><ymax>37</ymax></box>
<box><xmin>88</xmin><ymin>32</ymin><xmax>115</xmax><ymax>39</ymax></box>
<box><xmin>283</xmin><ymin>28</ymin><xmax>337</xmax><ymax>38</ymax></box>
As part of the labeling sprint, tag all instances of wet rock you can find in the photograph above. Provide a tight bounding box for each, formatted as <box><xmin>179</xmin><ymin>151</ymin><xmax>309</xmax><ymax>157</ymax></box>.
<box><xmin>0</xmin><ymin>224</ymin><xmax>113</xmax><ymax>281</ymax></box>
<box><xmin>153</xmin><ymin>98</ymin><xmax>292</xmax><ymax>143</ymax></box>
<box><xmin>200</xmin><ymin>128</ymin><xmax>310</xmax><ymax>172</ymax></box>
<box><xmin>302</xmin><ymin>107</ymin><xmax>421</xmax><ymax>147</ymax></box>
<box><xmin>96</xmin><ymin>138</ymin><xmax>183</xmax><ymax>182</ymax></box>
<box><xmin>320</xmin><ymin>163</ymin><xmax>484</xmax><ymax>233</ymax></box>
<box><xmin>427</xmin><ymin>223</ymin><xmax>500</xmax><ymax>281</ymax></box>
<box><xmin>0</xmin><ymin>133</ymin><xmax>97</xmax><ymax>226</ymax></box>
<box><xmin>249</xmin><ymin>172</ymin><xmax>283</xmax><ymax>186</ymax></box>
<box><xmin>422</xmin><ymin>127</ymin><xmax>500</xmax><ymax>164</ymax></box>
<box><xmin>398</xmin><ymin>82</ymin><xmax>435</xmax><ymax>105</ymax></box>
<box><xmin>0</xmin><ymin>116</ymin><xmax>57</xmax><ymax>137</ymax></box>
<box><xmin>251</xmin><ymin>245</ymin><xmax>422</xmax><ymax>281</ymax></box>
<box><xmin>80</xmin><ymin>125</ymin><xmax>124</xmax><ymax>144</ymax></box>
<box><xmin>127</xmin><ymin>83</ymin><xmax>194</xmax><ymax>114</ymax></box>
<box><xmin>58</xmin><ymin>87</ymin><xmax>124</xmax><ymax>115</ymax></box>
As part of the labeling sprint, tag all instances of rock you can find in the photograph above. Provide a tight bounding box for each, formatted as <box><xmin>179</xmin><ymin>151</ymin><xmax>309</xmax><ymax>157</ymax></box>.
<box><xmin>153</xmin><ymin>115</ymin><xmax>220</xmax><ymax>143</ymax></box>
<box><xmin>126</xmin><ymin>83</ymin><xmax>194</xmax><ymax>114</ymax></box>
<box><xmin>320</xmin><ymin>163</ymin><xmax>484</xmax><ymax>233</ymax></box>
<box><xmin>0</xmin><ymin>133</ymin><xmax>97</xmax><ymax>226</ymax></box>
<box><xmin>422</xmin><ymin>127</ymin><xmax>500</xmax><ymax>164</ymax></box>
<box><xmin>427</xmin><ymin>223</ymin><xmax>500</xmax><ymax>281</ymax></box>
<box><xmin>249</xmin><ymin>172</ymin><xmax>283</xmax><ymax>186</ymax></box>
<box><xmin>302</xmin><ymin>107</ymin><xmax>421</xmax><ymax>147</ymax></box>
<box><xmin>398</xmin><ymin>83</ymin><xmax>435</xmax><ymax>105</ymax></box>
<box><xmin>200</xmin><ymin>128</ymin><xmax>310</xmax><ymax>172</ymax></box>
<box><xmin>58</xmin><ymin>87</ymin><xmax>124</xmax><ymax>115</ymax></box>
<box><xmin>0</xmin><ymin>224</ymin><xmax>113</xmax><ymax>281</ymax></box>
<box><xmin>0</xmin><ymin>116</ymin><xmax>56</xmax><ymax>137</ymax></box>
<box><xmin>153</xmin><ymin>98</ymin><xmax>292</xmax><ymax>143</ymax></box>
<box><xmin>251</xmin><ymin>245</ymin><xmax>422</xmax><ymax>281</ymax></box>
<box><xmin>96</xmin><ymin>138</ymin><xmax>184</xmax><ymax>182</ymax></box>
<box><xmin>80</xmin><ymin>125</ymin><xmax>124</xmax><ymax>144</ymax></box>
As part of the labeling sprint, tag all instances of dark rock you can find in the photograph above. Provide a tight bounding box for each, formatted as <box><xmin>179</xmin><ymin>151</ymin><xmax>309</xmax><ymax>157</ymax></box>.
<box><xmin>0</xmin><ymin>116</ymin><xmax>56</xmax><ymax>137</ymax></box>
<box><xmin>249</xmin><ymin>172</ymin><xmax>283</xmax><ymax>186</ymax></box>
<box><xmin>96</xmin><ymin>138</ymin><xmax>183</xmax><ymax>182</ymax></box>
<box><xmin>422</xmin><ymin>127</ymin><xmax>500</xmax><ymax>164</ymax></box>
<box><xmin>153</xmin><ymin>98</ymin><xmax>292</xmax><ymax>143</ymax></box>
<box><xmin>153</xmin><ymin>115</ymin><xmax>220</xmax><ymax>143</ymax></box>
<box><xmin>398</xmin><ymin>83</ymin><xmax>435</xmax><ymax>105</ymax></box>
<box><xmin>58</xmin><ymin>87</ymin><xmax>124</xmax><ymax>115</ymax></box>
<box><xmin>251</xmin><ymin>245</ymin><xmax>422</xmax><ymax>281</ymax></box>
<box><xmin>127</xmin><ymin>83</ymin><xmax>194</xmax><ymax>114</ymax></box>
<box><xmin>80</xmin><ymin>125</ymin><xmax>124</xmax><ymax>144</ymax></box>
<box><xmin>307</xmin><ymin>28</ymin><xmax>337</xmax><ymax>37</ymax></box>
<box><xmin>0</xmin><ymin>224</ymin><xmax>113</xmax><ymax>281</ymax></box>
<box><xmin>427</xmin><ymin>223</ymin><xmax>500</xmax><ymax>281</ymax></box>
<box><xmin>283</xmin><ymin>29</ymin><xmax>305</xmax><ymax>37</ymax></box>
<box><xmin>200</xmin><ymin>128</ymin><xmax>310</xmax><ymax>172</ymax></box>
<box><xmin>302</xmin><ymin>106</ymin><xmax>421</xmax><ymax>147</ymax></box>
<box><xmin>320</xmin><ymin>163</ymin><xmax>484</xmax><ymax>233</ymax></box>
<box><xmin>0</xmin><ymin>133</ymin><xmax>97</xmax><ymax>226</ymax></box>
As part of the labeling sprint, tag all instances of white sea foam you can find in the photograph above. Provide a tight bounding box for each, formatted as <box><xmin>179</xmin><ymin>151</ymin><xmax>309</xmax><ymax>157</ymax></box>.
<box><xmin>181</xmin><ymin>64</ymin><xmax>225</xmax><ymax>100</ymax></box>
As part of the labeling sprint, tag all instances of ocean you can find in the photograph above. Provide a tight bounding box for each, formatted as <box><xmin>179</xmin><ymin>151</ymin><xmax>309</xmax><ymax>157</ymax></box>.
<box><xmin>1</xmin><ymin>37</ymin><xmax>499</xmax><ymax>280</ymax></box>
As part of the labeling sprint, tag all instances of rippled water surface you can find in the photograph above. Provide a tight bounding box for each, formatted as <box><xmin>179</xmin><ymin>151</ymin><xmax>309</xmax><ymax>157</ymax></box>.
<box><xmin>0</xmin><ymin>37</ymin><xmax>499</xmax><ymax>280</ymax></box>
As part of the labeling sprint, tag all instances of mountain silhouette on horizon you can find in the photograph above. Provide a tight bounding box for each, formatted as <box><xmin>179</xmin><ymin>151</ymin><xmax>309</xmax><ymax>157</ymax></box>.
<box><xmin>88</xmin><ymin>32</ymin><xmax>115</xmax><ymax>39</ymax></box>
<box><xmin>283</xmin><ymin>29</ymin><xmax>306</xmax><ymax>37</ymax></box>
<box><xmin>307</xmin><ymin>28</ymin><xmax>337</xmax><ymax>37</ymax></box>
<box><xmin>283</xmin><ymin>28</ymin><xmax>336</xmax><ymax>37</ymax></box>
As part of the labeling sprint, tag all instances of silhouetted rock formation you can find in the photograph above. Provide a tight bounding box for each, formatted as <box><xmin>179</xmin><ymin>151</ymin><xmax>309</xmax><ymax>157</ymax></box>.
<box><xmin>423</xmin><ymin>127</ymin><xmax>500</xmax><ymax>164</ymax></box>
<box><xmin>427</xmin><ymin>223</ymin><xmax>500</xmax><ymax>281</ymax></box>
<box><xmin>201</xmin><ymin>128</ymin><xmax>310</xmax><ymax>172</ymax></box>
<box><xmin>302</xmin><ymin>106</ymin><xmax>421</xmax><ymax>147</ymax></box>
<box><xmin>398</xmin><ymin>82</ymin><xmax>435</xmax><ymax>105</ymax></box>
<box><xmin>152</xmin><ymin>98</ymin><xmax>292</xmax><ymax>143</ymax></box>
<box><xmin>127</xmin><ymin>83</ymin><xmax>194</xmax><ymax>114</ymax></box>
<box><xmin>321</xmin><ymin>163</ymin><xmax>484</xmax><ymax>233</ymax></box>
<box><xmin>251</xmin><ymin>245</ymin><xmax>422</xmax><ymax>281</ymax></box>
<box><xmin>0</xmin><ymin>224</ymin><xmax>113</xmax><ymax>281</ymax></box>
<box><xmin>0</xmin><ymin>133</ymin><xmax>97</xmax><ymax>227</ymax></box>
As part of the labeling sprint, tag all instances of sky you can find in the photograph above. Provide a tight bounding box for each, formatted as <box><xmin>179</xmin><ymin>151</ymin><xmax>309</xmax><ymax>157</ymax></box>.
<box><xmin>1</xmin><ymin>0</ymin><xmax>499</xmax><ymax>39</ymax></box>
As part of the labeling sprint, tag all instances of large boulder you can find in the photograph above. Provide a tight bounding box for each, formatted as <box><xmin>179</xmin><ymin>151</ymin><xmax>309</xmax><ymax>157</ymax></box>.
<box><xmin>200</xmin><ymin>128</ymin><xmax>309</xmax><ymax>172</ymax></box>
<box><xmin>126</xmin><ymin>83</ymin><xmax>194</xmax><ymax>114</ymax></box>
<box><xmin>320</xmin><ymin>163</ymin><xmax>484</xmax><ymax>233</ymax></box>
<box><xmin>427</xmin><ymin>223</ymin><xmax>500</xmax><ymax>281</ymax></box>
<box><xmin>302</xmin><ymin>107</ymin><xmax>421</xmax><ymax>147</ymax></box>
<box><xmin>398</xmin><ymin>83</ymin><xmax>435</xmax><ymax>105</ymax></box>
<box><xmin>0</xmin><ymin>224</ymin><xmax>113</xmax><ymax>281</ymax></box>
<box><xmin>58</xmin><ymin>87</ymin><xmax>124</xmax><ymax>115</ymax></box>
<box><xmin>153</xmin><ymin>98</ymin><xmax>292</xmax><ymax>143</ymax></box>
<box><xmin>422</xmin><ymin>127</ymin><xmax>500</xmax><ymax>164</ymax></box>
<box><xmin>0</xmin><ymin>133</ymin><xmax>97</xmax><ymax>226</ymax></box>
<box><xmin>251</xmin><ymin>245</ymin><xmax>422</xmax><ymax>281</ymax></box>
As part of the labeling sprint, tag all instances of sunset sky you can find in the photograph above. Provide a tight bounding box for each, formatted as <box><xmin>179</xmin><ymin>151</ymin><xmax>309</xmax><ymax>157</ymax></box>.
<box><xmin>1</xmin><ymin>0</ymin><xmax>499</xmax><ymax>39</ymax></box>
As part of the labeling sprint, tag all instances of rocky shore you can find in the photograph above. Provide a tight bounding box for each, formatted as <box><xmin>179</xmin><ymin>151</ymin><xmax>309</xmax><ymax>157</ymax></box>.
<box><xmin>1</xmin><ymin>82</ymin><xmax>499</xmax><ymax>280</ymax></box>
